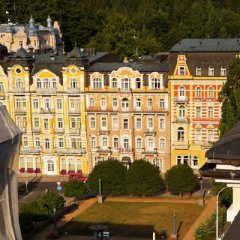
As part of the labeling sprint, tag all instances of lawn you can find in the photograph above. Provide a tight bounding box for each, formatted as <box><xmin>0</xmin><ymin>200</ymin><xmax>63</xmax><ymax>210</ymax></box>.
<box><xmin>61</xmin><ymin>201</ymin><xmax>204</xmax><ymax>239</ymax></box>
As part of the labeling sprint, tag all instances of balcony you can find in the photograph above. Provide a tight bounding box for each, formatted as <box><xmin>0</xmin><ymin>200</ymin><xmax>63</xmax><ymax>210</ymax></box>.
<box><xmin>69</xmin><ymin>128</ymin><xmax>81</xmax><ymax>135</ymax></box>
<box><xmin>36</xmin><ymin>88</ymin><xmax>57</xmax><ymax>94</ymax></box>
<box><xmin>121</xmin><ymin>107</ymin><xmax>130</xmax><ymax>112</ymax></box>
<box><xmin>32</xmin><ymin>127</ymin><xmax>41</xmax><ymax>133</ymax></box>
<box><xmin>56</xmin><ymin>148</ymin><xmax>86</xmax><ymax>155</ymax></box>
<box><xmin>19</xmin><ymin>127</ymin><xmax>26</xmax><ymax>133</ymax></box>
<box><xmin>144</xmin><ymin>129</ymin><xmax>156</xmax><ymax>136</ymax></box>
<box><xmin>96</xmin><ymin>147</ymin><xmax>111</xmax><ymax>153</ymax></box>
<box><xmin>173</xmin><ymin>117</ymin><xmax>189</xmax><ymax>123</ymax></box>
<box><xmin>20</xmin><ymin>147</ymin><xmax>41</xmax><ymax>154</ymax></box>
<box><xmin>15</xmin><ymin>108</ymin><xmax>27</xmax><ymax>114</ymax></box>
<box><xmin>40</xmin><ymin>108</ymin><xmax>54</xmax><ymax>114</ymax></box>
<box><xmin>172</xmin><ymin>141</ymin><xmax>189</xmax><ymax>150</ymax></box>
<box><xmin>119</xmin><ymin>148</ymin><xmax>134</xmax><ymax>153</ymax></box>
<box><xmin>174</xmin><ymin>96</ymin><xmax>188</xmax><ymax>103</ymax></box>
<box><xmin>142</xmin><ymin>148</ymin><xmax>158</xmax><ymax>155</ymax></box>
<box><xmin>66</xmin><ymin>88</ymin><xmax>81</xmax><ymax>94</ymax></box>
<box><xmin>201</xmin><ymin>141</ymin><xmax>213</xmax><ymax>149</ymax></box>
<box><xmin>98</xmin><ymin>129</ymin><xmax>110</xmax><ymax>135</ymax></box>
<box><xmin>56</xmin><ymin>128</ymin><xmax>64</xmax><ymax>134</ymax></box>
<box><xmin>12</xmin><ymin>87</ymin><xmax>25</xmax><ymax>93</ymax></box>
<box><xmin>69</xmin><ymin>108</ymin><xmax>81</xmax><ymax>114</ymax></box>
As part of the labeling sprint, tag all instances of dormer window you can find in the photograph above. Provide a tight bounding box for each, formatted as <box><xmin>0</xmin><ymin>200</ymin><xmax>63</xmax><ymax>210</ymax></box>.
<box><xmin>43</xmin><ymin>78</ymin><xmax>50</xmax><ymax>88</ymax></box>
<box><xmin>136</xmin><ymin>78</ymin><xmax>141</xmax><ymax>89</ymax></box>
<box><xmin>121</xmin><ymin>78</ymin><xmax>130</xmax><ymax>91</ymax></box>
<box><xmin>151</xmin><ymin>78</ymin><xmax>161</xmax><ymax>89</ymax></box>
<box><xmin>70</xmin><ymin>78</ymin><xmax>78</xmax><ymax>89</ymax></box>
<box><xmin>221</xmin><ymin>66</ymin><xmax>227</xmax><ymax>76</ymax></box>
<box><xmin>208</xmin><ymin>66</ymin><xmax>214</xmax><ymax>76</ymax></box>
<box><xmin>92</xmin><ymin>78</ymin><xmax>102</xmax><ymax>89</ymax></box>
<box><xmin>196</xmin><ymin>66</ymin><xmax>202</xmax><ymax>76</ymax></box>
<box><xmin>36</xmin><ymin>78</ymin><xmax>41</xmax><ymax>88</ymax></box>
<box><xmin>52</xmin><ymin>78</ymin><xmax>57</xmax><ymax>88</ymax></box>
<box><xmin>179</xmin><ymin>66</ymin><xmax>185</xmax><ymax>75</ymax></box>
<box><xmin>112</xmin><ymin>78</ymin><xmax>117</xmax><ymax>88</ymax></box>
<box><xmin>16</xmin><ymin>78</ymin><xmax>23</xmax><ymax>88</ymax></box>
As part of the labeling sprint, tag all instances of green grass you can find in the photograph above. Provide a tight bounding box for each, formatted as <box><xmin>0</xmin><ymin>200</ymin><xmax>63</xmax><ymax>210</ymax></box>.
<box><xmin>61</xmin><ymin>201</ymin><xmax>204</xmax><ymax>239</ymax></box>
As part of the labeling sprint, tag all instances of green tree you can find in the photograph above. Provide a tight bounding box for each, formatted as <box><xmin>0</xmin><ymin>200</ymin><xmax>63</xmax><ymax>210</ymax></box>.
<box><xmin>88</xmin><ymin>160</ymin><xmax>127</xmax><ymax>195</ymax></box>
<box><xmin>165</xmin><ymin>164</ymin><xmax>199</xmax><ymax>196</ymax></box>
<box><xmin>219</xmin><ymin>57</ymin><xmax>240</xmax><ymax>136</ymax></box>
<box><xmin>63</xmin><ymin>180</ymin><xmax>87</xmax><ymax>198</ymax></box>
<box><xmin>126</xmin><ymin>160</ymin><xmax>164</xmax><ymax>196</ymax></box>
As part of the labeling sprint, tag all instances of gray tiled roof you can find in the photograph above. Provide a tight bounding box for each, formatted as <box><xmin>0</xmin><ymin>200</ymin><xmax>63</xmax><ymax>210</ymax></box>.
<box><xmin>171</xmin><ymin>38</ymin><xmax>240</xmax><ymax>52</ymax></box>
<box><xmin>12</xmin><ymin>47</ymin><xmax>33</xmax><ymax>59</ymax></box>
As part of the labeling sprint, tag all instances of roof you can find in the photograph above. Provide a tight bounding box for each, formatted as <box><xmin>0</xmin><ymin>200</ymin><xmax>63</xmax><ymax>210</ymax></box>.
<box><xmin>0</xmin><ymin>104</ymin><xmax>21</xmax><ymax>143</ymax></box>
<box><xmin>223</xmin><ymin>210</ymin><xmax>240</xmax><ymax>240</ymax></box>
<box><xmin>206</xmin><ymin>121</ymin><xmax>240</xmax><ymax>160</ymax></box>
<box><xmin>170</xmin><ymin>39</ymin><xmax>240</xmax><ymax>52</ymax></box>
<box><xmin>11</xmin><ymin>47</ymin><xmax>33</xmax><ymax>59</ymax></box>
<box><xmin>87</xmin><ymin>62</ymin><xmax>169</xmax><ymax>72</ymax></box>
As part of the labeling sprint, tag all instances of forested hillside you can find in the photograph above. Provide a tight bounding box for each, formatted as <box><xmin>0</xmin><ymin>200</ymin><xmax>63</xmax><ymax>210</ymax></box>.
<box><xmin>3</xmin><ymin>0</ymin><xmax>240</xmax><ymax>58</ymax></box>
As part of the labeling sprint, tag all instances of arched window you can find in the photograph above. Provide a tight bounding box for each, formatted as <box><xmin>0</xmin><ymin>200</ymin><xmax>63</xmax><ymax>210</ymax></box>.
<box><xmin>208</xmin><ymin>129</ymin><xmax>214</xmax><ymax>142</ymax></box>
<box><xmin>196</xmin><ymin>128</ymin><xmax>201</xmax><ymax>141</ymax></box>
<box><xmin>122</xmin><ymin>78</ymin><xmax>130</xmax><ymax>91</ymax></box>
<box><xmin>47</xmin><ymin>160</ymin><xmax>54</xmax><ymax>172</ymax></box>
<box><xmin>208</xmin><ymin>66</ymin><xmax>214</xmax><ymax>76</ymax></box>
<box><xmin>179</xmin><ymin>105</ymin><xmax>185</xmax><ymax>117</ymax></box>
<box><xmin>192</xmin><ymin>156</ymin><xmax>198</xmax><ymax>167</ymax></box>
<box><xmin>183</xmin><ymin>156</ymin><xmax>189</xmax><ymax>165</ymax></box>
<box><xmin>100</xmin><ymin>98</ymin><xmax>106</xmax><ymax>109</ymax></box>
<box><xmin>92</xmin><ymin>78</ymin><xmax>102</xmax><ymax>89</ymax></box>
<box><xmin>136</xmin><ymin>78</ymin><xmax>141</xmax><ymax>89</ymax></box>
<box><xmin>221</xmin><ymin>66</ymin><xmax>227</xmax><ymax>76</ymax></box>
<box><xmin>112</xmin><ymin>78</ymin><xmax>118</xmax><ymax>88</ymax></box>
<box><xmin>159</xmin><ymin>99</ymin><xmax>165</xmax><ymax>108</ymax></box>
<box><xmin>122</xmin><ymin>98</ymin><xmax>129</xmax><ymax>109</ymax></box>
<box><xmin>112</xmin><ymin>98</ymin><xmax>118</xmax><ymax>108</ymax></box>
<box><xmin>196</xmin><ymin>87</ymin><xmax>201</xmax><ymax>98</ymax></box>
<box><xmin>136</xmin><ymin>137</ymin><xmax>142</xmax><ymax>149</ymax></box>
<box><xmin>147</xmin><ymin>137</ymin><xmax>154</xmax><ymax>149</ymax></box>
<box><xmin>151</xmin><ymin>78</ymin><xmax>161</xmax><ymax>89</ymax></box>
<box><xmin>136</xmin><ymin>98</ymin><xmax>141</xmax><ymax>108</ymax></box>
<box><xmin>60</xmin><ymin>158</ymin><xmax>66</xmax><ymax>171</ymax></box>
<box><xmin>70</xmin><ymin>78</ymin><xmax>77</xmax><ymax>89</ymax></box>
<box><xmin>147</xmin><ymin>98</ymin><xmax>153</xmax><ymax>108</ymax></box>
<box><xmin>90</xmin><ymin>98</ymin><xmax>95</xmax><ymax>107</ymax></box>
<box><xmin>208</xmin><ymin>87</ymin><xmax>214</xmax><ymax>98</ymax></box>
<box><xmin>177</xmin><ymin>156</ymin><xmax>182</xmax><ymax>165</ymax></box>
<box><xmin>147</xmin><ymin>118</ymin><xmax>154</xmax><ymax>129</ymax></box>
<box><xmin>196</xmin><ymin>66</ymin><xmax>202</xmax><ymax>76</ymax></box>
<box><xmin>159</xmin><ymin>137</ymin><xmax>165</xmax><ymax>149</ymax></box>
<box><xmin>16</xmin><ymin>78</ymin><xmax>23</xmax><ymax>88</ymax></box>
<box><xmin>102</xmin><ymin>136</ymin><xmax>108</xmax><ymax>148</ymax></box>
<box><xmin>90</xmin><ymin>135</ymin><xmax>96</xmax><ymax>147</ymax></box>
<box><xmin>177</xmin><ymin>127</ymin><xmax>184</xmax><ymax>141</ymax></box>
<box><xmin>179</xmin><ymin>86</ymin><xmax>185</xmax><ymax>97</ymax></box>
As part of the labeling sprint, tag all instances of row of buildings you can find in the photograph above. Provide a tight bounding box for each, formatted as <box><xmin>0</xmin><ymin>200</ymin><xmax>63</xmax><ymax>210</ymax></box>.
<box><xmin>0</xmin><ymin>37</ymin><xmax>239</xmax><ymax>176</ymax></box>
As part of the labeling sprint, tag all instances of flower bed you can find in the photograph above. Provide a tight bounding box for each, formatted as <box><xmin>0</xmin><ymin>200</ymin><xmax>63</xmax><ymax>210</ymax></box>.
<box><xmin>60</xmin><ymin>169</ymin><xmax>67</xmax><ymax>175</ymax></box>
<box><xmin>27</xmin><ymin>168</ymin><xmax>34</xmax><ymax>173</ymax></box>
<box><xmin>19</xmin><ymin>168</ymin><xmax>25</xmax><ymax>173</ymax></box>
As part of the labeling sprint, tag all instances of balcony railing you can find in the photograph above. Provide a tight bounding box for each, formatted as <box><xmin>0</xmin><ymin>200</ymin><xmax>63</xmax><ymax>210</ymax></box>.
<box><xmin>142</xmin><ymin>148</ymin><xmax>158</xmax><ymax>154</ymax></box>
<box><xmin>20</xmin><ymin>147</ymin><xmax>41</xmax><ymax>154</ymax></box>
<box><xmin>96</xmin><ymin>147</ymin><xmax>111</xmax><ymax>153</ymax></box>
<box><xmin>56</xmin><ymin>128</ymin><xmax>64</xmax><ymax>134</ymax></box>
<box><xmin>119</xmin><ymin>148</ymin><xmax>134</xmax><ymax>153</ymax></box>
<box><xmin>12</xmin><ymin>87</ymin><xmax>25</xmax><ymax>93</ymax></box>
<box><xmin>69</xmin><ymin>108</ymin><xmax>81</xmax><ymax>114</ymax></box>
<box><xmin>98</xmin><ymin>129</ymin><xmax>110</xmax><ymax>135</ymax></box>
<box><xmin>66</xmin><ymin>88</ymin><xmax>81</xmax><ymax>94</ymax></box>
<box><xmin>174</xmin><ymin>96</ymin><xmax>188</xmax><ymax>103</ymax></box>
<box><xmin>32</xmin><ymin>127</ymin><xmax>41</xmax><ymax>133</ymax></box>
<box><xmin>172</xmin><ymin>141</ymin><xmax>189</xmax><ymax>150</ymax></box>
<box><xmin>19</xmin><ymin>127</ymin><xmax>26</xmax><ymax>133</ymax></box>
<box><xmin>69</xmin><ymin>128</ymin><xmax>81</xmax><ymax>135</ymax></box>
<box><xmin>144</xmin><ymin>129</ymin><xmax>156</xmax><ymax>136</ymax></box>
<box><xmin>173</xmin><ymin>117</ymin><xmax>189</xmax><ymax>123</ymax></box>
<box><xmin>15</xmin><ymin>108</ymin><xmax>27</xmax><ymax>113</ymax></box>
<box><xmin>56</xmin><ymin>148</ymin><xmax>86</xmax><ymax>155</ymax></box>
<box><xmin>36</xmin><ymin>88</ymin><xmax>57</xmax><ymax>94</ymax></box>
<box><xmin>40</xmin><ymin>108</ymin><xmax>54</xmax><ymax>114</ymax></box>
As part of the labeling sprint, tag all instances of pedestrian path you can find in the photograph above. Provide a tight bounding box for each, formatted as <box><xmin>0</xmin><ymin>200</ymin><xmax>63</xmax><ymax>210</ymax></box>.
<box><xmin>183</xmin><ymin>196</ymin><xmax>216</xmax><ymax>240</ymax></box>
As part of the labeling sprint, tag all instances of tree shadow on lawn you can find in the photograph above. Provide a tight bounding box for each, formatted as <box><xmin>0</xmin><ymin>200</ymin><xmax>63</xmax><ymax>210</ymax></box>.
<box><xmin>60</xmin><ymin>221</ymin><xmax>169</xmax><ymax>239</ymax></box>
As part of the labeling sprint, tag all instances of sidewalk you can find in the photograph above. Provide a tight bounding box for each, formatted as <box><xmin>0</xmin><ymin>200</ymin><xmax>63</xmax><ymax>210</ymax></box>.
<box><xmin>183</xmin><ymin>196</ymin><xmax>216</xmax><ymax>240</ymax></box>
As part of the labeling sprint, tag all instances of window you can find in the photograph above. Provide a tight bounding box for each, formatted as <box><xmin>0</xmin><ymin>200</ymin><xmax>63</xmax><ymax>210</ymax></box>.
<box><xmin>69</xmin><ymin>99</ymin><xmax>74</xmax><ymax>109</ymax></box>
<box><xmin>196</xmin><ymin>129</ymin><xmax>201</xmax><ymax>141</ymax></box>
<box><xmin>44</xmin><ymin>119</ymin><xmax>49</xmax><ymax>130</ymax></box>
<box><xmin>71</xmin><ymin>138</ymin><xmax>76</xmax><ymax>148</ymax></box>
<box><xmin>159</xmin><ymin>118</ymin><xmax>165</xmax><ymax>129</ymax></box>
<box><xmin>0</xmin><ymin>82</ymin><xmax>4</xmax><ymax>92</ymax></box>
<box><xmin>16</xmin><ymin>117</ymin><xmax>21</xmax><ymax>127</ymax></box>
<box><xmin>33</xmin><ymin>99</ymin><xmax>39</xmax><ymax>109</ymax></box>
<box><xmin>15</xmin><ymin>98</ymin><xmax>21</xmax><ymax>108</ymax></box>
<box><xmin>90</xmin><ymin>117</ymin><xmax>96</xmax><ymax>128</ymax></box>
<box><xmin>148</xmin><ymin>137</ymin><xmax>154</xmax><ymax>149</ymax></box>
<box><xmin>179</xmin><ymin>105</ymin><xmax>185</xmax><ymax>117</ymax></box>
<box><xmin>113</xmin><ymin>137</ymin><xmax>119</xmax><ymax>148</ymax></box>
<box><xmin>57</xmin><ymin>99</ymin><xmax>62</xmax><ymax>109</ymax></box>
<box><xmin>36</xmin><ymin>78</ymin><xmax>41</xmax><ymax>88</ymax></box>
<box><xmin>192</xmin><ymin>156</ymin><xmax>198</xmax><ymax>167</ymax></box>
<box><xmin>179</xmin><ymin>66</ymin><xmax>185</xmax><ymax>75</ymax></box>
<box><xmin>179</xmin><ymin>86</ymin><xmax>185</xmax><ymax>97</ymax></box>
<box><xmin>34</xmin><ymin>117</ymin><xmax>40</xmax><ymax>128</ymax></box>
<box><xmin>123</xmin><ymin>138</ymin><xmax>129</xmax><ymax>149</ymax></box>
<box><xmin>136</xmin><ymin>98</ymin><xmax>141</xmax><ymax>108</ymax></box>
<box><xmin>52</xmin><ymin>78</ymin><xmax>57</xmax><ymax>88</ymax></box>
<box><xmin>92</xmin><ymin>78</ymin><xmax>102</xmax><ymax>89</ymax></box>
<box><xmin>177</xmin><ymin>127</ymin><xmax>184</xmax><ymax>141</ymax></box>
<box><xmin>152</xmin><ymin>158</ymin><xmax>163</xmax><ymax>171</ymax></box>
<box><xmin>196</xmin><ymin>66</ymin><xmax>202</xmax><ymax>76</ymax></box>
<box><xmin>208</xmin><ymin>107</ymin><xmax>213</xmax><ymax>118</ymax></box>
<box><xmin>45</xmin><ymin>138</ymin><xmax>50</xmax><ymax>149</ymax></box>
<box><xmin>23</xmin><ymin>117</ymin><xmax>27</xmax><ymax>127</ymax></box>
<box><xmin>112</xmin><ymin>98</ymin><xmax>118</xmax><ymax>108</ymax></box>
<box><xmin>177</xmin><ymin>156</ymin><xmax>182</xmax><ymax>165</ymax></box>
<box><xmin>35</xmin><ymin>137</ymin><xmax>40</xmax><ymax>147</ymax></box>
<box><xmin>183</xmin><ymin>156</ymin><xmax>189</xmax><ymax>165</ymax></box>
<box><xmin>136</xmin><ymin>137</ymin><xmax>142</xmax><ymax>149</ymax></box>
<box><xmin>159</xmin><ymin>99</ymin><xmax>165</xmax><ymax>108</ymax></box>
<box><xmin>102</xmin><ymin>137</ymin><xmax>108</xmax><ymax>148</ymax></box>
<box><xmin>44</xmin><ymin>99</ymin><xmax>50</xmax><ymax>109</ymax></box>
<box><xmin>16</xmin><ymin>78</ymin><xmax>23</xmax><ymax>88</ymax></box>
<box><xmin>57</xmin><ymin>118</ymin><xmax>63</xmax><ymax>129</ymax></box>
<box><xmin>159</xmin><ymin>138</ymin><xmax>165</xmax><ymax>149</ymax></box>
<box><xmin>122</xmin><ymin>98</ymin><xmax>129</xmax><ymax>109</ymax></box>
<box><xmin>196</xmin><ymin>87</ymin><xmax>201</xmax><ymax>98</ymax></box>
<box><xmin>196</xmin><ymin>106</ymin><xmax>201</xmax><ymax>118</ymax></box>
<box><xmin>147</xmin><ymin>99</ymin><xmax>153</xmax><ymax>109</ymax></box>
<box><xmin>100</xmin><ymin>98</ymin><xmax>106</xmax><ymax>109</ymax></box>
<box><xmin>151</xmin><ymin>78</ymin><xmax>161</xmax><ymax>89</ymax></box>
<box><xmin>76</xmin><ymin>138</ymin><xmax>82</xmax><ymax>149</ymax></box>
<box><xmin>70</xmin><ymin>118</ymin><xmax>76</xmax><ymax>128</ymax></box>
<box><xmin>136</xmin><ymin>78</ymin><xmax>141</xmax><ymax>89</ymax></box>
<box><xmin>123</xmin><ymin>118</ymin><xmax>129</xmax><ymax>129</ymax></box>
<box><xmin>208</xmin><ymin>66</ymin><xmax>214</xmax><ymax>76</ymax></box>
<box><xmin>136</xmin><ymin>118</ymin><xmax>142</xmax><ymax>129</ymax></box>
<box><xmin>147</xmin><ymin>118</ymin><xmax>154</xmax><ymax>129</ymax></box>
<box><xmin>76</xmin><ymin>99</ymin><xmax>81</xmax><ymax>109</ymax></box>
<box><xmin>221</xmin><ymin>66</ymin><xmax>227</xmax><ymax>76</ymax></box>
<box><xmin>70</xmin><ymin>78</ymin><xmax>78</xmax><ymax>89</ymax></box>
<box><xmin>112</xmin><ymin>117</ymin><xmax>119</xmax><ymax>129</ymax></box>
<box><xmin>43</xmin><ymin>78</ymin><xmax>50</xmax><ymax>88</ymax></box>
<box><xmin>22</xmin><ymin>99</ymin><xmax>26</xmax><ymax>109</ymax></box>
<box><xmin>89</xmin><ymin>98</ymin><xmax>95</xmax><ymax>107</ymax></box>
<box><xmin>121</xmin><ymin>78</ymin><xmax>130</xmax><ymax>91</ymax></box>
<box><xmin>208</xmin><ymin>87</ymin><xmax>214</xmax><ymax>98</ymax></box>
<box><xmin>76</xmin><ymin>118</ymin><xmax>81</xmax><ymax>129</ymax></box>
<box><xmin>90</xmin><ymin>136</ymin><xmax>96</xmax><ymax>147</ymax></box>
<box><xmin>112</xmin><ymin>78</ymin><xmax>118</xmax><ymax>88</ymax></box>
<box><xmin>101</xmin><ymin>117</ymin><xmax>107</xmax><ymax>128</ymax></box>
<box><xmin>23</xmin><ymin>136</ymin><xmax>28</xmax><ymax>147</ymax></box>
<box><xmin>58</xmin><ymin>138</ymin><xmax>64</xmax><ymax>148</ymax></box>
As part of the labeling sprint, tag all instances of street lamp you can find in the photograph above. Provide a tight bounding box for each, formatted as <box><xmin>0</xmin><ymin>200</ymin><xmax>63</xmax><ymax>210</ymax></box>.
<box><xmin>53</xmin><ymin>208</ymin><xmax>58</xmax><ymax>237</ymax></box>
<box><xmin>216</xmin><ymin>186</ymin><xmax>231</xmax><ymax>240</ymax></box>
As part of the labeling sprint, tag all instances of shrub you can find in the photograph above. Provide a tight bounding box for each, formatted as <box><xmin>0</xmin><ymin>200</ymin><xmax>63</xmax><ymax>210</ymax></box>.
<box><xmin>63</xmin><ymin>180</ymin><xmax>87</xmax><ymax>198</ymax></box>
<box><xmin>165</xmin><ymin>164</ymin><xmax>199</xmax><ymax>196</ymax></box>
<box><xmin>60</xmin><ymin>169</ymin><xmax>67</xmax><ymax>175</ymax></box>
<box><xmin>88</xmin><ymin>160</ymin><xmax>127</xmax><ymax>195</ymax></box>
<box><xmin>126</xmin><ymin>160</ymin><xmax>164</xmax><ymax>196</ymax></box>
<box><xmin>19</xmin><ymin>168</ymin><xmax>25</xmax><ymax>173</ymax></box>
